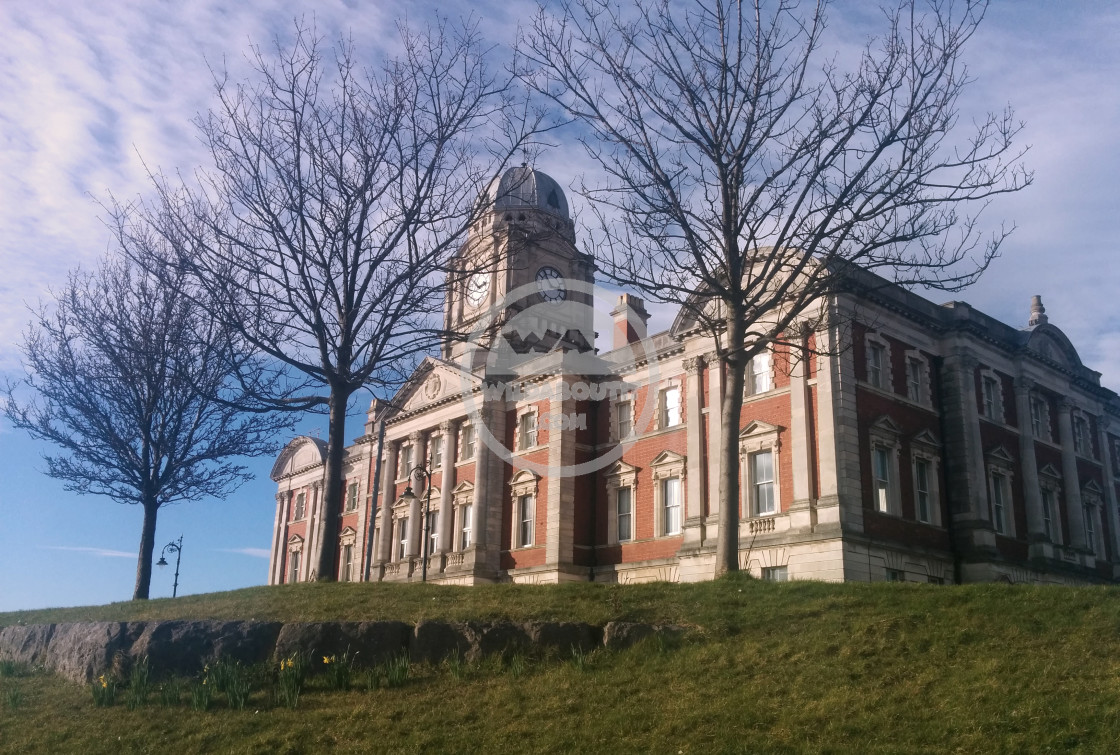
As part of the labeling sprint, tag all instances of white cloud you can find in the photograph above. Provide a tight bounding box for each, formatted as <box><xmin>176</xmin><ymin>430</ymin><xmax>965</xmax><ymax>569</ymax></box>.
<box><xmin>217</xmin><ymin>547</ymin><xmax>271</xmax><ymax>559</ymax></box>
<box><xmin>44</xmin><ymin>545</ymin><xmax>135</xmax><ymax>558</ymax></box>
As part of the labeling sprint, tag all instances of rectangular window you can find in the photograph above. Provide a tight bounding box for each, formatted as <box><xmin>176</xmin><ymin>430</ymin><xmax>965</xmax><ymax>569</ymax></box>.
<box><xmin>1084</xmin><ymin>505</ymin><xmax>1098</xmax><ymax>555</ymax></box>
<box><xmin>991</xmin><ymin>472</ymin><xmax>1008</xmax><ymax>535</ymax></box>
<box><xmin>1041</xmin><ymin>488</ymin><xmax>1055</xmax><ymax>541</ymax></box>
<box><xmin>914</xmin><ymin>458</ymin><xmax>931</xmax><ymax>523</ymax></box>
<box><xmin>662</xmin><ymin>477</ymin><xmax>682</xmax><ymax>535</ymax></box>
<box><xmin>1073</xmin><ymin>416</ymin><xmax>1088</xmax><ymax>456</ymax></box>
<box><xmin>762</xmin><ymin>566</ymin><xmax>788</xmax><ymax>582</ymax></box>
<box><xmin>616</xmin><ymin>401</ymin><xmax>633</xmax><ymax>439</ymax></box>
<box><xmin>660</xmin><ymin>387</ymin><xmax>682</xmax><ymax>428</ymax></box>
<box><xmin>431</xmin><ymin>436</ymin><xmax>442</xmax><ymax>469</ymax></box>
<box><xmin>617</xmin><ymin>487</ymin><xmax>633</xmax><ymax>542</ymax></box>
<box><xmin>927</xmin><ymin>576</ymin><xmax>945</xmax><ymax>585</ymax></box>
<box><xmin>345</xmin><ymin>482</ymin><xmax>358</xmax><ymax>512</ymax></box>
<box><xmin>288</xmin><ymin>550</ymin><xmax>300</xmax><ymax>583</ymax></box>
<box><xmin>907</xmin><ymin>358</ymin><xmax>923</xmax><ymax>402</ymax></box>
<box><xmin>518</xmin><ymin>494</ymin><xmax>535</xmax><ymax>547</ymax></box>
<box><xmin>340</xmin><ymin>544</ymin><xmax>353</xmax><ymax>582</ymax></box>
<box><xmin>397</xmin><ymin>517</ymin><xmax>409</xmax><ymax>560</ymax></box>
<box><xmin>460</xmin><ymin>425</ymin><xmax>476</xmax><ymax>460</ymax></box>
<box><xmin>982</xmin><ymin>377</ymin><xmax>999</xmax><ymax>420</ymax></box>
<box><xmin>430</xmin><ymin>525</ymin><xmax>439</xmax><ymax>555</ymax></box>
<box><xmin>885</xmin><ymin>568</ymin><xmax>905</xmax><ymax>583</ymax></box>
<box><xmin>752</xmin><ymin>451</ymin><xmax>776</xmax><ymax>516</ymax></box>
<box><xmin>868</xmin><ymin>343</ymin><xmax>884</xmax><ymax>388</ymax></box>
<box><xmin>293</xmin><ymin>492</ymin><xmax>306</xmax><ymax>520</ymax></box>
<box><xmin>460</xmin><ymin>504</ymin><xmax>472</xmax><ymax>550</ymax></box>
<box><xmin>399</xmin><ymin>445</ymin><xmax>413</xmax><ymax>479</ymax></box>
<box><xmin>873</xmin><ymin>447</ymin><xmax>892</xmax><ymax>513</ymax></box>
<box><xmin>1030</xmin><ymin>397</ymin><xmax>1045</xmax><ymax>437</ymax></box>
<box><xmin>747</xmin><ymin>351</ymin><xmax>772</xmax><ymax>395</ymax></box>
<box><xmin>519</xmin><ymin>412</ymin><xmax>538</xmax><ymax>450</ymax></box>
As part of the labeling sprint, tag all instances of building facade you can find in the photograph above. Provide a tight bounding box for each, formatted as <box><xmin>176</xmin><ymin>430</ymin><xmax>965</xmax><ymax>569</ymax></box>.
<box><xmin>268</xmin><ymin>166</ymin><xmax>1120</xmax><ymax>587</ymax></box>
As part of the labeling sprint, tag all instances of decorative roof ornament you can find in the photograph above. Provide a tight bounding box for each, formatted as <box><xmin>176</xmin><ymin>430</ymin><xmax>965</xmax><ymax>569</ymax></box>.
<box><xmin>1029</xmin><ymin>295</ymin><xmax>1048</xmax><ymax>327</ymax></box>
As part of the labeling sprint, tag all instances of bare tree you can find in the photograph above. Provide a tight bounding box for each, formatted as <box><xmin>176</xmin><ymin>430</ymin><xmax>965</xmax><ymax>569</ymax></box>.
<box><xmin>5</xmin><ymin>229</ymin><xmax>289</xmax><ymax>600</ymax></box>
<box><xmin>143</xmin><ymin>19</ymin><xmax>544</xmax><ymax>581</ymax></box>
<box><xmin>522</xmin><ymin>0</ymin><xmax>1031</xmax><ymax>574</ymax></box>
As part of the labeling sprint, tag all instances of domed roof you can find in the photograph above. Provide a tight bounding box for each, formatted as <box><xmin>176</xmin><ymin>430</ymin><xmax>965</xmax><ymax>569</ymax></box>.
<box><xmin>487</xmin><ymin>164</ymin><xmax>569</xmax><ymax>219</ymax></box>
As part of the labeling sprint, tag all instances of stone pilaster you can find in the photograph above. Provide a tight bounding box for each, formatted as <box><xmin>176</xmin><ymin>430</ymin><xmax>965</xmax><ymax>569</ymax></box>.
<box><xmin>377</xmin><ymin>441</ymin><xmax>400</xmax><ymax>566</ymax></box>
<box><xmin>1057</xmin><ymin>399</ymin><xmax>1088</xmax><ymax>550</ymax></box>
<box><xmin>406</xmin><ymin>431</ymin><xmax>423</xmax><ymax>558</ymax></box>
<box><xmin>705</xmin><ymin>352</ymin><xmax>723</xmax><ymax>525</ymax></box>
<box><xmin>814</xmin><ymin>318</ymin><xmax>853</xmax><ymax>531</ymax></box>
<box><xmin>306</xmin><ymin>481</ymin><xmax>323</xmax><ymax>580</ymax></box>
<box><xmin>788</xmin><ymin>335</ymin><xmax>815</xmax><ymax>530</ymax></box>
<box><xmin>437</xmin><ymin>421</ymin><xmax>458</xmax><ymax>556</ymax></box>
<box><xmin>682</xmin><ymin>356</ymin><xmax>706</xmax><ymax>547</ymax></box>
<box><xmin>1013</xmin><ymin>378</ymin><xmax>1046</xmax><ymax>542</ymax></box>
<box><xmin>269</xmin><ymin>492</ymin><xmax>287</xmax><ymax>585</ymax></box>
<box><xmin>939</xmin><ymin>350</ymin><xmax>996</xmax><ymax>554</ymax></box>
<box><xmin>545</xmin><ymin>378</ymin><xmax>577</xmax><ymax>570</ymax></box>
<box><xmin>1097</xmin><ymin>417</ymin><xmax>1120</xmax><ymax>568</ymax></box>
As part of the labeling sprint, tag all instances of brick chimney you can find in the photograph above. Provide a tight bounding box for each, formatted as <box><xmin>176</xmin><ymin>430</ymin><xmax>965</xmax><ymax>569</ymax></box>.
<box><xmin>610</xmin><ymin>294</ymin><xmax>651</xmax><ymax>349</ymax></box>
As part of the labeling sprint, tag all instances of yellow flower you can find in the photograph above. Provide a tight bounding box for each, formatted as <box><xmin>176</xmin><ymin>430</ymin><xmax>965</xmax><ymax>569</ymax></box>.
<box><xmin>323</xmin><ymin>655</ymin><xmax>332</xmax><ymax>664</ymax></box>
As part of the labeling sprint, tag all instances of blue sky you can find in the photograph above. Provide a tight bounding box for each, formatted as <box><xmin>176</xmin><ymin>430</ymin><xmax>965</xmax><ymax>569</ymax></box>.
<box><xmin>2</xmin><ymin>1</ymin><xmax>1119</xmax><ymax>611</ymax></box>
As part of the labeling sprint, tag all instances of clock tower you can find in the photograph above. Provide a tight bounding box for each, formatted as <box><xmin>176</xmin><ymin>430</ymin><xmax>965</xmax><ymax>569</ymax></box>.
<box><xmin>443</xmin><ymin>164</ymin><xmax>595</xmax><ymax>367</ymax></box>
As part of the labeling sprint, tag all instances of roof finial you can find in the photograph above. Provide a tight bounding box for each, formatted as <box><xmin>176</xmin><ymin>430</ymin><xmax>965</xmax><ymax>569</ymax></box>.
<box><xmin>521</xmin><ymin>148</ymin><xmax>530</xmax><ymax>168</ymax></box>
<box><xmin>1029</xmin><ymin>295</ymin><xmax>1048</xmax><ymax>327</ymax></box>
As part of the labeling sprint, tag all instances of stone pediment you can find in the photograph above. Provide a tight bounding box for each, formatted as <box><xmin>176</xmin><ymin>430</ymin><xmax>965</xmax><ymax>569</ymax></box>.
<box><xmin>1038</xmin><ymin>463</ymin><xmax>1061</xmax><ymax>479</ymax></box>
<box><xmin>740</xmin><ymin>420</ymin><xmax>783</xmax><ymax>438</ymax></box>
<box><xmin>911</xmin><ymin>429</ymin><xmax>940</xmax><ymax>447</ymax></box>
<box><xmin>986</xmin><ymin>445</ymin><xmax>1015</xmax><ymax>464</ymax></box>
<box><xmin>393</xmin><ymin>357</ymin><xmax>483</xmax><ymax>414</ymax></box>
<box><xmin>1025</xmin><ymin>325</ymin><xmax>1083</xmax><ymax>370</ymax></box>
<box><xmin>271</xmin><ymin>436</ymin><xmax>328</xmax><ymax>481</ymax></box>
<box><xmin>605</xmin><ymin>460</ymin><xmax>640</xmax><ymax>478</ymax></box>
<box><xmin>869</xmin><ymin>415</ymin><xmax>902</xmax><ymax>435</ymax></box>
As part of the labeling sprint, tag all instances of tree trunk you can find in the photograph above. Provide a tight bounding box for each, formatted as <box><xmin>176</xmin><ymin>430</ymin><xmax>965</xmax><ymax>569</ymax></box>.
<box><xmin>714</xmin><ymin>314</ymin><xmax>747</xmax><ymax>576</ymax></box>
<box><xmin>312</xmin><ymin>384</ymin><xmax>353</xmax><ymax>581</ymax></box>
<box><xmin>132</xmin><ymin>500</ymin><xmax>159</xmax><ymax>600</ymax></box>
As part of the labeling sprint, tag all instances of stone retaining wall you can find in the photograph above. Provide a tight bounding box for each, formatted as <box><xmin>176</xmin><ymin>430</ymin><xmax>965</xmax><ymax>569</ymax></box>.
<box><xmin>0</xmin><ymin>620</ymin><xmax>683</xmax><ymax>684</ymax></box>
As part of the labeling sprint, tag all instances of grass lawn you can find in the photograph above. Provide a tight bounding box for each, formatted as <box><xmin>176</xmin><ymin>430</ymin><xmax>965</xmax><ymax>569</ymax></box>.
<box><xmin>2</xmin><ymin>576</ymin><xmax>1120</xmax><ymax>753</ymax></box>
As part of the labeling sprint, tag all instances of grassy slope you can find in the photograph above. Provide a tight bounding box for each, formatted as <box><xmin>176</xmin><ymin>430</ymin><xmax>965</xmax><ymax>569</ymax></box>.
<box><xmin>2</xmin><ymin>577</ymin><xmax>1120</xmax><ymax>753</ymax></box>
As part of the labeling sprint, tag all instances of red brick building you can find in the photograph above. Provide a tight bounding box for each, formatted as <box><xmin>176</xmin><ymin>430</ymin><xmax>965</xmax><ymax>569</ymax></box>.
<box><xmin>268</xmin><ymin>166</ymin><xmax>1120</xmax><ymax>586</ymax></box>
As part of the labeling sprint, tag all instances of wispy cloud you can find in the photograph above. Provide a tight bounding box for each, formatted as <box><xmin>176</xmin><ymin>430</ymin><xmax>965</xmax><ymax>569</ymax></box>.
<box><xmin>217</xmin><ymin>547</ymin><xmax>271</xmax><ymax>559</ymax></box>
<box><xmin>44</xmin><ymin>545</ymin><xmax>134</xmax><ymax>558</ymax></box>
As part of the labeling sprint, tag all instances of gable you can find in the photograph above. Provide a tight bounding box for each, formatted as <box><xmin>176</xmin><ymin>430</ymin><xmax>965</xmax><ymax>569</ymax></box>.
<box><xmin>393</xmin><ymin>357</ymin><xmax>484</xmax><ymax>414</ymax></box>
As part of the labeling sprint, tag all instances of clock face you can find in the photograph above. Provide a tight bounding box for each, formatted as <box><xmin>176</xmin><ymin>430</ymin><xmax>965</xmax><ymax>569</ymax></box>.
<box><xmin>465</xmin><ymin>271</ymin><xmax>490</xmax><ymax>307</ymax></box>
<box><xmin>536</xmin><ymin>266</ymin><xmax>566</xmax><ymax>302</ymax></box>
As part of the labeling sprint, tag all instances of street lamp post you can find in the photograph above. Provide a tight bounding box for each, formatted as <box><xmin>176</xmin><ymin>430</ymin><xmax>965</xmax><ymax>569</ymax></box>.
<box><xmin>156</xmin><ymin>535</ymin><xmax>183</xmax><ymax>598</ymax></box>
<box><xmin>400</xmin><ymin>455</ymin><xmax>435</xmax><ymax>582</ymax></box>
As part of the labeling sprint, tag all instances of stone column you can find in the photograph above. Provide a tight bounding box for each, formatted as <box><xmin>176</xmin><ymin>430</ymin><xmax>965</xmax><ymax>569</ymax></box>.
<box><xmin>377</xmin><ymin>441</ymin><xmax>399</xmax><ymax>565</ymax></box>
<box><xmin>406</xmin><ymin>431</ymin><xmax>424</xmax><ymax>558</ymax></box>
<box><xmin>789</xmin><ymin>334</ymin><xmax>815</xmax><ymax>530</ymax></box>
<box><xmin>269</xmin><ymin>492</ymin><xmax>288</xmax><ymax>585</ymax></box>
<box><xmin>1097</xmin><ymin>417</ymin><xmax>1120</xmax><ymax>565</ymax></box>
<box><xmin>683</xmin><ymin>356</ymin><xmax>706</xmax><ymax>546</ymax></box>
<box><xmin>472</xmin><ymin>401</ymin><xmax>493</xmax><ymax>549</ymax></box>
<box><xmin>705</xmin><ymin>352</ymin><xmax>723</xmax><ymax>522</ymax></box>
<box><xmin>1057</xmin><ymin>399</ymin><xmax>1087</xmax><ymax>550</ymax></box>
<box><xmin>306</xmin><ymin>481</ymin><xmax>323</xmax><ymax>580</ymax></box>
<box><xmin>1013</xmin><ymin>379</ymin><xmax>1046</xmax><ymax>540</ymax></box>
<box><xmin>437</xmin><ymin>421</ymin><xmax>457</xmax><ymax>556</ymax></box>
<box><xmin>942</xmin><ymin>352</ymin><xmax>989</xmax><ymax>521</ymax></box>
<box><xmin>812</xmin><ymin>326</ymin><xmax>845</xmax><ymax>530</ymax></box>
